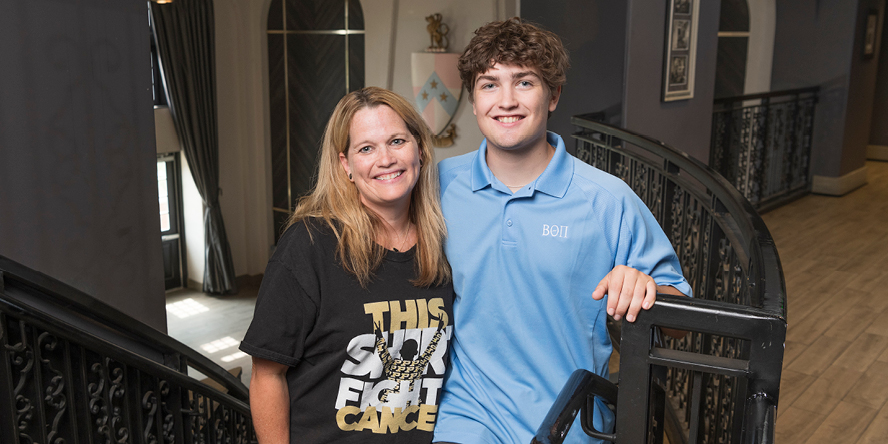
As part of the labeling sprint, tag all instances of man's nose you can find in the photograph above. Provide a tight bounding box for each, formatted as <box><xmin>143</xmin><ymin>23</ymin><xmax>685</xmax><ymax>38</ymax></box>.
<box><xmin>499</xmin><ymin>88</ymin><xmax>518</xmax><ymax>108</ymax></box>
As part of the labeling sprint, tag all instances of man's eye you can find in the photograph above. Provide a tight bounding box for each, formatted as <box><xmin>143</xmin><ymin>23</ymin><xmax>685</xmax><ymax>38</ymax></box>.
<box><xmin>518</xmin><ymin>80</ymin><xmax>532</xmax><ymax>87</ymax></box>
<box><xmin>480</xmin><ymin>83</ymin><xmax>495</xmax><ymax>90</ymax></box>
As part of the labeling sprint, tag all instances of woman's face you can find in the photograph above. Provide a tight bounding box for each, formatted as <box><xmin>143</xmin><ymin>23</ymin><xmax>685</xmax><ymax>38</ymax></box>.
<box><xmin>339</xmin><ymin>105</ymin><xmax>422</xmax><ymax>217</ymax></box>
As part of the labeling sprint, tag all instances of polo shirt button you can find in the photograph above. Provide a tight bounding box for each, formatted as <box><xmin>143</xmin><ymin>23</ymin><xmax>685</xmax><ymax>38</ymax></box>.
<box><xmin>507</xmin><ymin>219</ymin><xmax>513</xmax><ymax>227</ymax></box>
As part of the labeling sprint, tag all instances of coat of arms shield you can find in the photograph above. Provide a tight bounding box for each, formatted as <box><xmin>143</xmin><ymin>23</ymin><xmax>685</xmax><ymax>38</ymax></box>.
<box><xmin>411</xmin><ymin>52</ymin><xmax>462</xmax><ymax>136</ymax></box>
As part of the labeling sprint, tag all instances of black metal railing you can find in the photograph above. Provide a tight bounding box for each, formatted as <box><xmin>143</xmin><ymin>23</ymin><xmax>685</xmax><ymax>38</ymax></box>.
<box><xmin>0</xmin><ymin>255</ymin><xmax>257</xmax><ymax>444</ymax></box>
<box><xmin>534</xmin><ymin>115</ymin><xmax>787</xmax><ymax>444</ymax></box>
<box><xmin>710</xmin><ymin>87</ymin><xmax>818</xmax><ymax>212</ymax></box>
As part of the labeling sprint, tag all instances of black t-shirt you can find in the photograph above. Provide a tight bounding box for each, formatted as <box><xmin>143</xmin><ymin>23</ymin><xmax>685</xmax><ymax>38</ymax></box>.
<box><xmin>240</xmin><ymin>218</ymin><xmax>454</xmax><ymax>444</ymax></box>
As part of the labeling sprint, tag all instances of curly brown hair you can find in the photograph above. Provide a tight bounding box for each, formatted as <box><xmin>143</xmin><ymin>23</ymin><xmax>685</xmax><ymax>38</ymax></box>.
<box><xmin>458</xmin><ymin>17</ymin><xmax>570</xmax><ymax>102</ymax></box>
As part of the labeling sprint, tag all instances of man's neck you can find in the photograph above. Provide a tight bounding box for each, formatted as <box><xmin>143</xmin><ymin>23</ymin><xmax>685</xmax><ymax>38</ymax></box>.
<box><xmin>486</xmin><ymin>135</ymin><xmax>555</xmax><ymax>191</ymax></box>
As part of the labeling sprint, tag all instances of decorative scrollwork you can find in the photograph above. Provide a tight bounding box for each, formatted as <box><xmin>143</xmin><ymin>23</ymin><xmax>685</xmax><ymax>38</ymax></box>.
<box><xmin>631</xmin><ymin>160</ymin><xmax>648</xmax><ymax>203</ymax></box>
<box><xmin>37</xmin><ymin>332</ymin><xmax>69</xmax><ymax>444</ymax></box>
<box><xmin>595</xmin><ymin>144</ymin><xmax>608</xmax><ymax>171</ymax></box>
<box><xmin>670</xmin><ymin>186</ymin><xmax>685</xmax><ymax>259</ymax></box>
<box><xmin>143</xmin><ymin>389</ymin><xmax>159</xmax><ymax>444</ymax></box>
<box><xmin>88</xmin><ymin>357</ymin><xmax>130</xmax><ymax>444</ymax></box>
<box><xmin>159</xmin><ymin>380</ymin><xmax>176</xmax><ymax>444</ymax></box>
<box><xmin>191</xmin><ymin>393</ymin><xmax>208</xmax><ymax>444</ymax></box>
<box><xmin>615</xmin><ymin>158</ymin><xmax>630</xmax><ymax>184</ymax></box>
<box><xmin>577</xmin><ymin>141</ymin><xmax>593</xmax><ymax>165</ymax></box>
<box><xmin>649</xmin><ymin>173</ymin><xmax>664</xmax><ymax>224</ymax></box>
<box><xmin>711</xmin><ymin>91</ymin><xmax>817</xmax><ymax>209</ymax></box>
<box><xmin>7</xmin><ymin>319</ymin><xmax>36</xmax><ymax>440</ymax></box>
<box><xmin>680</xmin><ymin>198</ymin><xmax>701</xmax><ymax>288</ymax></box>
<box><xmin>213</xmin><ymin>404</ymin><xmax>232</xmax><ymax>444</ymax></box>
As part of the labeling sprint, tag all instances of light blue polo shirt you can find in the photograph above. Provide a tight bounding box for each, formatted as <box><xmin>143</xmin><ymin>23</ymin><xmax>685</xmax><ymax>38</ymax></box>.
<box><xmin>433</xmin><ymin>132</ymin><xmax>691</xmax><ymax>444</ymax></box>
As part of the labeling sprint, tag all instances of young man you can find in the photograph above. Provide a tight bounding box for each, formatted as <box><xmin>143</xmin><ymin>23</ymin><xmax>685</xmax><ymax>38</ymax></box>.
<box><xmin>433</xmin><ymin>18</ymin><xmax>692</xmax><ymax>444</ymax></box>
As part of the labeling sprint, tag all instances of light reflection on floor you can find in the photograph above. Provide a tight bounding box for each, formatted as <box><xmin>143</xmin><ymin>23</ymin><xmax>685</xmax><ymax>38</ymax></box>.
<box><xmin>165</xmin><ymin>284</ymin><xmax>259</xmax><ymax>387</ymax></box>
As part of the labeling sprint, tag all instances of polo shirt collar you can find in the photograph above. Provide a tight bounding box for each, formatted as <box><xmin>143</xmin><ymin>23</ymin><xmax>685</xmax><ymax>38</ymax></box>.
<box><xmin>470</xmin><ymin>132</ymin><xmax>573</xmax><ymax>198</ymax></box>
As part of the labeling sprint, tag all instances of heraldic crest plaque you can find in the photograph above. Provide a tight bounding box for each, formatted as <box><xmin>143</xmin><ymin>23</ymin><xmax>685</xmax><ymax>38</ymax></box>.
<box><xmin>411</xmin><ymin>13</ymin><xmax>461</xmax><ymax>147</ymax></box>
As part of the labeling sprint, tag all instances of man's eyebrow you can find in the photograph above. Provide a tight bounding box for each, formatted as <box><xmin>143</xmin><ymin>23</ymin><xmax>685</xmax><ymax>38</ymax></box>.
<box><xmin>477</xmin><ymin>74</ymin><xmax>499</xmax><ymax>82</ymax></box>
<box><xmin>512</xmin><ymin>71</ymin><xmax>542</xmax><ymax>80</ymax></box>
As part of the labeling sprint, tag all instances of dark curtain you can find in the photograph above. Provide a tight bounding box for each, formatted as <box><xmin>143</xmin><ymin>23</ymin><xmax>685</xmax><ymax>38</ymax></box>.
<box><xmin>150</xmin><ymin>0</ymin><xmax>237</xmax><ymax>295</ymax></box>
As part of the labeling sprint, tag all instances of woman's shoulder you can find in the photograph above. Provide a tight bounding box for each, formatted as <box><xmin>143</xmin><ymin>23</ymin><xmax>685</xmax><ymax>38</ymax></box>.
<box><xmin>274</xmin><ymin>217</ymin><xmax>338</xmax><ymax>262</ymax></box>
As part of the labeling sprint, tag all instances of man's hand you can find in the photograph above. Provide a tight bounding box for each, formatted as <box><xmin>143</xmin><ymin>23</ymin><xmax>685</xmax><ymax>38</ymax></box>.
<box><xmin>591</xmin><ymin>265</ymin><xmax>656</xmax><ymax>323</ymax></box>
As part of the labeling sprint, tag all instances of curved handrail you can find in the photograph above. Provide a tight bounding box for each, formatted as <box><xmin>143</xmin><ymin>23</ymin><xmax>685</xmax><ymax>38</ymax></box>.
<box><xmin>0</xmin><ymin>296</ymin><xmax>250</xmax><ymax>411</ymax></box>
<box><xmin>563</xmin><ymin>115</ymin><xmax>787</xmax><ymax>444</ymax></box>
<box><xmin>713</xmin><ymin>86</ymin><xmax>819</xmax><ymax>105</ymax></box>
<box><xmin>571</xmin><ymin>115</ymin><xmax>786</xmax><ymax>319</ymax></box>
<box><xmin>0</xmin><ymin>254</ymin><xmax>249</xmax><ymax>400</ymax></box>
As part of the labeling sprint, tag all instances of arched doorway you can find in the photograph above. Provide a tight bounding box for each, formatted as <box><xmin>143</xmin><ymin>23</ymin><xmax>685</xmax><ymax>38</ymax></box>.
<box><xmin>715</xmin><ymin>0</ymin><xmax>775</xmax><ymax>97</ymax></box>
<box><xmin>267</xmin><ymin>0</ymin><xmax>365</xmax><ymax>241</ymax></box>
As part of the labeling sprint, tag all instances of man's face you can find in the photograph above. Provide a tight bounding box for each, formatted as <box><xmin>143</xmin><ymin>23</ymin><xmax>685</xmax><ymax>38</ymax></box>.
<box><xmin>471</xmin><ymin>63</ymin><xmax>560</xmax><ymax>154</ymax></box>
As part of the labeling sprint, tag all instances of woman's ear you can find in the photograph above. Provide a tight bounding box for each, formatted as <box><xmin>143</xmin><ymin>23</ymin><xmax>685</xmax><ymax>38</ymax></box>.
<box><xmin>338</xmin><ymin>152</ymin><xmax>352</xmax><ymax>181</ymax></box>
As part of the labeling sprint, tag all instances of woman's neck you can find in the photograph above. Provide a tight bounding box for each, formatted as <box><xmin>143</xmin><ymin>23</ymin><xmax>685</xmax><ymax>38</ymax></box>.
<box><xmin>375</xmin><ymin>209</ymin><xmax>415</xmax><ymax>252</ymax></box>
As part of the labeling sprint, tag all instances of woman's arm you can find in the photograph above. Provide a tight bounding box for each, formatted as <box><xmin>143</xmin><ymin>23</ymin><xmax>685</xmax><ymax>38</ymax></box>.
<box><xmin>250</xmin><ymin>357</ymin><xmax>291</xmax><ymax>444</ymax></box>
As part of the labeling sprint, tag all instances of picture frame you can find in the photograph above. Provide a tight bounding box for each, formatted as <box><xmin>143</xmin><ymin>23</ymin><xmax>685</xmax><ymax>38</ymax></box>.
<box><xmin>863</xmin><ymin>10</ymin><xmax>878</xmax><ymax>60</ymax></box>
<box><xmin>663</xmin><ymin>0</ymin><xmax>699</xmax><ymax>101</ymax></box>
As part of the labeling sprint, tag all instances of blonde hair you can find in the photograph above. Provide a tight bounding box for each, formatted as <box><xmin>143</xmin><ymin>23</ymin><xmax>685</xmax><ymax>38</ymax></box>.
<box><xmin>285</xmin><ymin>87</ymin><xmax>450</xmax><ymax>288</ymax></box>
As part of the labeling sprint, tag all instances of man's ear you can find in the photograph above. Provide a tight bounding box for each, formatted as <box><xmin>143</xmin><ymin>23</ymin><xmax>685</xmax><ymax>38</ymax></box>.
<box><xmin>549</xmin><ymin>85</ymin><xmax>562</xmax><ymax>112</ymax></box>
<box><xmin>338</xmin><ymin>152</ymin><xmax>352</xmax><ymax>180</ymax></box>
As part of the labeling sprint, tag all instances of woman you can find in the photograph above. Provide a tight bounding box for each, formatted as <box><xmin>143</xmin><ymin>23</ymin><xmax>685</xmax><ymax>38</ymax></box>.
<box><xmin>240</xmin><ymin>87</ymin><xmax>453</xmax><ymax>443</ymax></box>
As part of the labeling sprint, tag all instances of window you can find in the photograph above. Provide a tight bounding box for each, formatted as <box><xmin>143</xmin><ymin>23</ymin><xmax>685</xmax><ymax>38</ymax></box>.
<box><xmin>714</xmin><ymin>0</ymin><xmax>750</xmax><ymax>99</ymax></box>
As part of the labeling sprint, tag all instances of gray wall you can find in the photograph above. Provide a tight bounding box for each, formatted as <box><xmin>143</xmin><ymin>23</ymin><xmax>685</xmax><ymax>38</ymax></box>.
<box><xmin>771</xmin><ymin>0</ymin><xmax>884</xmax><ymax>177</ymax></box>
<box><xmin>0</xmin><ymin>0</ymin><xmax>167</xmax><ymax>331</ymax></box>
<box><xmin>622</xmin><ymin>0</ymin><xmax>721</xmax><ymax>163</ymax></box>
<box><xmin>522</xmin><ymin>0</ymin><xmax>627</xmax><ymax>145</ymax></box>
<box><xmin>846</xmin><ymin>1</ymin><xmax>884</xmax><ymax>171</ymax></box>
<box><xmin>871</xmin><ymin>2</ymin><xmax>888</xmax><ymax>147</ymax></box>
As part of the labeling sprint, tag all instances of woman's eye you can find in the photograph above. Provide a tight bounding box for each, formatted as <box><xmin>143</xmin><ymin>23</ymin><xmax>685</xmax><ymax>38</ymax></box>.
<box><xmin>391</xmin><ymin>138</ymin><xmax>405</xmax><ymax>146</ymax></box>
<box><xmin>358</xmin><ymin>146</ymin><xmax>372</xmax><ymax>153</ymax></box>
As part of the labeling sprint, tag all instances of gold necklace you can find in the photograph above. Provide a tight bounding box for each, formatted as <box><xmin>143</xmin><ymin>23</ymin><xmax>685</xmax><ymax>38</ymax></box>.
<box><xmin>391</xmin><ymin>224</ymin><xmax>413</xmax><ymax>252</ymax></box>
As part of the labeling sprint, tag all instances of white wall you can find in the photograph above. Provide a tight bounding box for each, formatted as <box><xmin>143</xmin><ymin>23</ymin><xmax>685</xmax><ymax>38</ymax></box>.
<box><xmin>180</xmin><ymin>154</ymin><xmax>206</xmax><ymax>288</ymax></box>
<box><xmin>205</xmin><ymin>0</ymin><xmax>514</xmax><ymax>278</ymax></box>
<box><xmin>213</xmin><ymin>0</ymin><xmax>275</xmax><ymax>279</ymax></box>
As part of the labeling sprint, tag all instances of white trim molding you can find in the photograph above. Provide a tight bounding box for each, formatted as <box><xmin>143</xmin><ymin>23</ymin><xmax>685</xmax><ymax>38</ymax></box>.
<box><xmin>744</xmin><ymin>0</ymin><xmax>775</xmax><ymax>95</ymax></box>
<box><xmin>812</xmin><ymin>165</ymin><xmax>868</xmax><ymax>196</ymax></box>
<box><xmin>867</xmin><ymin>144</ymin><xmax>888</xmax><ymax>161</ymax></box>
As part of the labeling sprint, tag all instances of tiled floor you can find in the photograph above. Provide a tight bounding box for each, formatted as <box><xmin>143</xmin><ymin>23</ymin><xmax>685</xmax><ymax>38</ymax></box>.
<box><xmin>165</xmin><ymin>280</ymin><xmax>260</xmax><ymax>386</ymax></box>
<box><xmin>166</xmin><ymin>160</ymin><xmax>888</xmax><ymax>442</ymax></box>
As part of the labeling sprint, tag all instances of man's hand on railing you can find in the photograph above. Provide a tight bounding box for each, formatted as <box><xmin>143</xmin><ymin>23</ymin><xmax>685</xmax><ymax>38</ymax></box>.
<box><xmin>592</xmin><ymin>265</ymin><xmax>687</xmax><ymax>334</ymax></box>
<box><xmin>592</xmin><ymin>265</ymin><xmax>657</xmax><ymax>323</ymax></box>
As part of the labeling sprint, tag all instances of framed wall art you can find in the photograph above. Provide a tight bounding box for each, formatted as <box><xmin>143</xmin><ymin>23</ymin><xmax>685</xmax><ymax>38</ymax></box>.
<box><xmin>863</xmin><ymin>10</ymin><xmax>878</xmax><ymax>60</ymax></box>
<box><xmin>663</xmin><ymin>0</ymin><xmax>699</xmax><ymax>101</ymax></box>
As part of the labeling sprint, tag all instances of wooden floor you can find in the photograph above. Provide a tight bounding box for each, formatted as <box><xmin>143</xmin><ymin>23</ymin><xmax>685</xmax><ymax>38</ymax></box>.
<box><xmin>766</xmin><ymin>160</ymin><xmax>888</xmax><ymax>444</ymax></box>
<box><xmin>166</xmin><ymin>160</ymin><xmax>888</xmax><ymax>442</ymax></box>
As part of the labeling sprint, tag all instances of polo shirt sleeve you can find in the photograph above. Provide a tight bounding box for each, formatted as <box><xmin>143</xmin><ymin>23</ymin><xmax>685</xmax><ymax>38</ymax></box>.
<box><xmin>239</xmin><ymin>259</ymin><xmax>319</xmax><ymax>367</ymax></box>
<box><xmin>437</xmin><ymin>153</ymin><xmax>473</xmax><ymax>196</ymax></box>
<box><xmin>615</xmin><ymin>193</ymin><xmax>694</xmax><ymax>298</ymax></box>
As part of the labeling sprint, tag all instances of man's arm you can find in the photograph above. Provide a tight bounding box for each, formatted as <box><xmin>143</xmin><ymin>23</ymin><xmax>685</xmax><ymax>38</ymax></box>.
<box><xmin>591</xmin><ymin>265</ymin><xmax>688</xmax><ymax>325</ymax></box>
<box><xmin>250</xmin><ymin>357</ymin><xmax>291</xmax><ymax>444</ymax></box>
